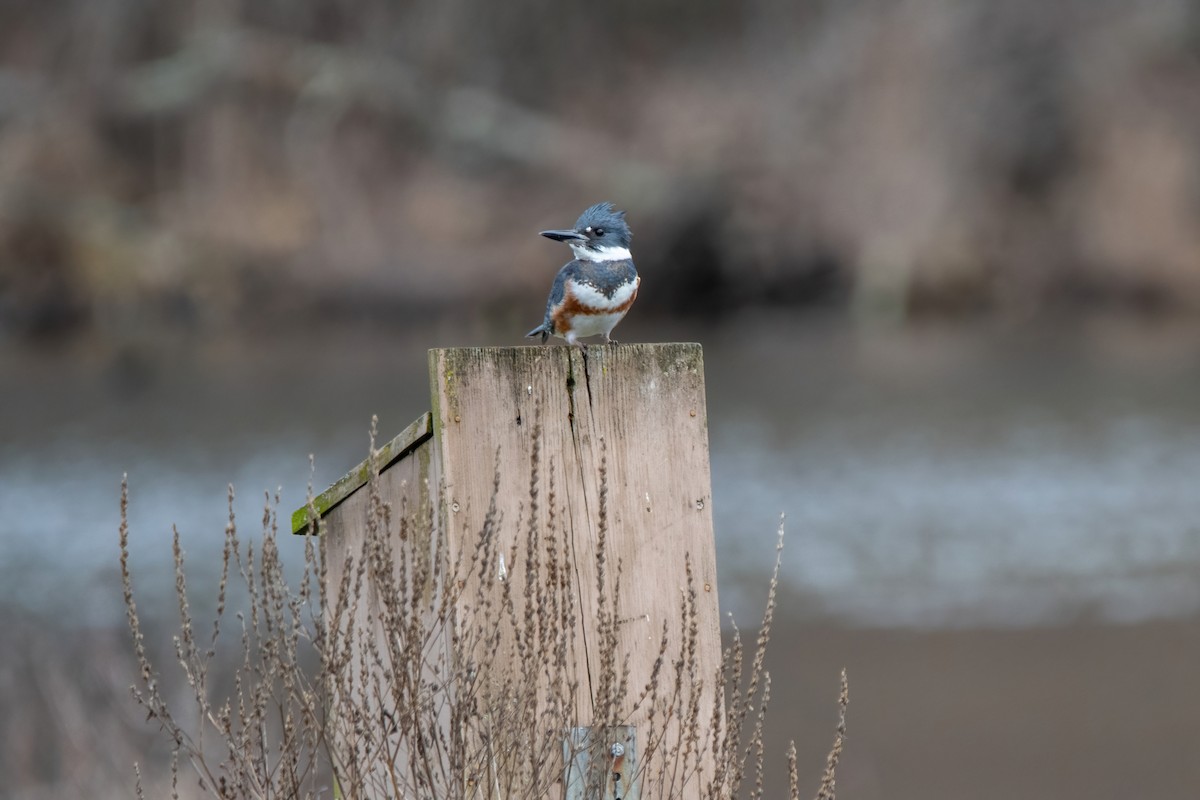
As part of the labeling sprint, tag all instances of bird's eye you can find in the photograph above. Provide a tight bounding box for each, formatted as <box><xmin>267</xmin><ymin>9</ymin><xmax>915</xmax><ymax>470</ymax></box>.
<box><xmin>594</xmin><ymin>227</ymin><xmax>605</xmax><ymax>236</ymax></box>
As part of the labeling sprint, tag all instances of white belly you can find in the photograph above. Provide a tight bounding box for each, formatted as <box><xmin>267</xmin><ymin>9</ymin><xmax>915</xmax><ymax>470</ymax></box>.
<box><xmin>566</xmin><ymin>309</ymin><xmax>629</xmax><ymax>339</ymax></box>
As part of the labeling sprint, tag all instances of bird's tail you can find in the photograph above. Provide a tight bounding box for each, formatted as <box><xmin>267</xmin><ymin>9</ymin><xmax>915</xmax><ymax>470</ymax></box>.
<box><xmin>525</xmin><ymin>323</ymin><xmax>549</xmax><ymax>344</ymax></box>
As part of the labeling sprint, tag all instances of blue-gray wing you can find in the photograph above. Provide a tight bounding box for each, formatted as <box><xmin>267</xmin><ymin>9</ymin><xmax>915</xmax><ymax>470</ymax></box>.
<box><xmin>543</xmin><ymin>263</ymin><xmax>579</xmax><ymax>321</ymax></box>
<box><xmin>526</xmin><ymin>262</ymin><xmax>580</xmax><ymax>341</ymax></box>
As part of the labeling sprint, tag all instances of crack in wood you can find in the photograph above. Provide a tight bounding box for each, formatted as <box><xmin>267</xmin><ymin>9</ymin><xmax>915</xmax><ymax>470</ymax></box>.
<box><xmin>581</xmin><ymin>347</ymin><xmax>595</xmax><ymax>410</ymax></box>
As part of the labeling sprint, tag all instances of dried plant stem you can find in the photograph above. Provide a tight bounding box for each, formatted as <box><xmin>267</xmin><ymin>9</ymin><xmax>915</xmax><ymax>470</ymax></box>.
<box><xmin>121</xmin><ymin>430</ymin><xmax>848</xmax><ymax>799</ymax></box>
<box><xmin>814</xmin><ymin>669</ymin><xmax>850</xmax><ymax>800</ymax></box>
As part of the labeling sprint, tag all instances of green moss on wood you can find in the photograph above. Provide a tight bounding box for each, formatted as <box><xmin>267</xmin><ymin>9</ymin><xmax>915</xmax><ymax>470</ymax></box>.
<box><xmin>290</xmin><ymin>412</ymin><xmax>433</xmax><ymax>534</ymax></box>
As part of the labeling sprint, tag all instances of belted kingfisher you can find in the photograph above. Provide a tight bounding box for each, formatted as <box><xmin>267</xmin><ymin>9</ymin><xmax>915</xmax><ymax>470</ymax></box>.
<box><xmin>525</xmin><ymin>202</ymin><xmax>639</xmax><ymax>346</ymax></box>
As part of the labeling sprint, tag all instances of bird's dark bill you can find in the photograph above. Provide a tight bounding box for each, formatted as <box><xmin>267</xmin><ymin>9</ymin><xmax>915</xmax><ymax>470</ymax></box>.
<box><xmin>540</xmin><ymin>229</ymin><xmax>587</xmax><ymax>242</ymax></box>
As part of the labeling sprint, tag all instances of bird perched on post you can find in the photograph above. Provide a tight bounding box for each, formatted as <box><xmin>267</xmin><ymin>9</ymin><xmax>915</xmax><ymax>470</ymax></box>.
<box><xmin>526</xmin><ymin>202</ymin><xmax>639</xmax><ymax>346</ymax></box>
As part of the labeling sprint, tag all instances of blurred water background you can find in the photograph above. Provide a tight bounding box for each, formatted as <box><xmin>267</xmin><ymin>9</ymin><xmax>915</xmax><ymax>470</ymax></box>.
<box><xmin>3</xmin><ymin>1</ymin><xmax>1200</xmax><ymax>798</ymax></box>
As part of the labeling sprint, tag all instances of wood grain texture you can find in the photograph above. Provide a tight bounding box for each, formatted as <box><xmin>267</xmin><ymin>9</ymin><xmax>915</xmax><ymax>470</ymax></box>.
<box><xmin>430</xmin><ymin>343</ymin><xmax>721</xmax><ymax>742</ymax></box>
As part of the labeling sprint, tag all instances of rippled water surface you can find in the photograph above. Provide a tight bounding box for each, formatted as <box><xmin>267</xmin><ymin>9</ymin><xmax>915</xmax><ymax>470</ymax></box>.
<box><xmin>5</xmin><ymin>314</ymin><xmax>1200</xmax><ymax>628</ymax></box>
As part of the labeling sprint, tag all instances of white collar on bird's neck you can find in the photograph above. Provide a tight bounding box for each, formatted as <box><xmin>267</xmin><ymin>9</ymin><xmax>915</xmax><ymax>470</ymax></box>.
<box><xmin>570</xmin><ymin>244</ymin><xmax>632</xmax><ymax>262</ymax></box>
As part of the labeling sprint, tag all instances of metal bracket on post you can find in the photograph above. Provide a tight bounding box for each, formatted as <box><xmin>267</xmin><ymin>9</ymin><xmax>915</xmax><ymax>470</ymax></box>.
<box><xmin>563</xmin><ymin>726</ymin><xmax>638</xmax><ymax>800</ymax></box>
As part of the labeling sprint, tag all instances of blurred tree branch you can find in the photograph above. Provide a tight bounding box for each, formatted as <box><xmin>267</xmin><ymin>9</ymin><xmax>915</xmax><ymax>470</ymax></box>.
<box><xmin>112</xmin><ymin>28</ymin><xmax>666</xmax><ymax>191</ymax></box>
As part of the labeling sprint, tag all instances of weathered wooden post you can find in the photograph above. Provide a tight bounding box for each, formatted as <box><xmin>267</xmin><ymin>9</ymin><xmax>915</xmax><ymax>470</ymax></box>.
<box><xmin>293</xmin><ymin>343</ymin><xmax>722</xmax><ymax>798</ymax></box>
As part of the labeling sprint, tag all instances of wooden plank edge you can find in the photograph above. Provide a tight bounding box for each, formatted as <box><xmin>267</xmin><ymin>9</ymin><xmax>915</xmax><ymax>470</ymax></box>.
<box><xmin>290</xmin><ymin>412</ymin><xmax>434</xmax><ymax>535</ymax></box>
